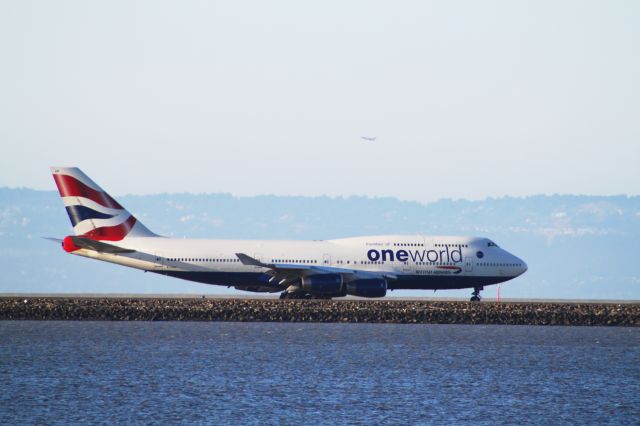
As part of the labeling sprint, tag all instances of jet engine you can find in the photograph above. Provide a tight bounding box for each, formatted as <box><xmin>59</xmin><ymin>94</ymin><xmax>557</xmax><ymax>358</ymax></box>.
<box><xmin>346</xmin><ymin>279</ymin><xmax>387</xmax><ymax>298</ymax></box>
<box><xmin>301</xmin><ymin>274</ymin><xmax>344</xmax><ymax>295</ymax></box>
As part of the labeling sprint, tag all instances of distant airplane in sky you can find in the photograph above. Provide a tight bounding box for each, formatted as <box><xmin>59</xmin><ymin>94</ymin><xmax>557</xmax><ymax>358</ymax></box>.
<box><xmin>48</xmin><ymin>167</ymin><xmax>527</xmax><ymax>301</ymax></box>
<box><xmin>361</xmin><ymin>136</ymin><xmax>376</xmax><ymax>141</ymax></box>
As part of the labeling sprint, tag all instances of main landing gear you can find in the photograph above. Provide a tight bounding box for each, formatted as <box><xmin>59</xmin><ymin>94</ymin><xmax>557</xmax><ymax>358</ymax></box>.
<box><xmin>470</xmin><ymin>286</ymin><xmax>483</xmax><ymax>302</ymax></box>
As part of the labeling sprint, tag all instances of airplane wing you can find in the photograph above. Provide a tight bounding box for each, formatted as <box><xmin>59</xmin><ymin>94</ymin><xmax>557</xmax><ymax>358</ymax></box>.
<box><xmin>236</xmin><ymin>252</ymin><xmax>397</xmax><ymax>286</ymax></box>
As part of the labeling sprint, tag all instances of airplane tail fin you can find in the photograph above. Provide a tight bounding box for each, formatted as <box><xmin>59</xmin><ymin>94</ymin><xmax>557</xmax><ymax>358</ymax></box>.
<box><xmin>50</xmin><ymin>167</ymin><xmax>157</xmax><ymax>241</ymax></box>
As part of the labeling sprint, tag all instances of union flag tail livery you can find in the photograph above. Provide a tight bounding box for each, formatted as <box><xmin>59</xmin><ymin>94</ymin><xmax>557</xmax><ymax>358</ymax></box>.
<box><xmin>49</xmin><ymin>167</ymin><xmax>527</xmax><ymax>301</ymax></box>
<box><xmin>51</xmin><ymin>167</ymin><xmax>155</xmax><ymax>241</ymax></box>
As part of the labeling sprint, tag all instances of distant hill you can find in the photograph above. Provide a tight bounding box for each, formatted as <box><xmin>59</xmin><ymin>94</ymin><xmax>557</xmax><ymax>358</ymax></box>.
<box><xmin>1</xmin><ymin>188</ymin><xmax>638</xmax><ymax>299</ymax></box>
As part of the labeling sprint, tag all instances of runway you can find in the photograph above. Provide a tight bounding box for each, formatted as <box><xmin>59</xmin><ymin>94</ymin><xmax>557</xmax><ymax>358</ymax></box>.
<box><xmin>1</xmin><ymin>293</ymin><xmax>638</xmax><ymax>304</ymax></box>
<box><xmin>1</xmin><ymin>296</ymin><xmax>638</xmax><ymax>325</ymax></box>
<box><xmin>2</xmin><ymin>293</ymin><xmax>639</xmax><ymax>303</ymax></box>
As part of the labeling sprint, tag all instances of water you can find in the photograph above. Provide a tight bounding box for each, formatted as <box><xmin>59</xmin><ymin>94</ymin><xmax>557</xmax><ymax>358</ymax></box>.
<box><xmin>1</xmin><ymin>322</ymin><xmax>638</xmax><ymax>425</ymax></box>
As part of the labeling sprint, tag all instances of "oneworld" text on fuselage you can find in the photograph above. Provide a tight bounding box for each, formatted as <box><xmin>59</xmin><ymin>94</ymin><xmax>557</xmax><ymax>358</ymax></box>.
<box><xmin>367</xmin><ymin>245</ymin><xmax>463</xmax><ymax>263</ymax></box>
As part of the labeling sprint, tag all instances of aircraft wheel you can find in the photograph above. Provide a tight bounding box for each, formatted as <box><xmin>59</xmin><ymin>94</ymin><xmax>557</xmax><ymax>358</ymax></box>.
<box><xmin>470</xmin><ymin>286</ymin><xmax>483</xmax><ymax>302</ymax></box>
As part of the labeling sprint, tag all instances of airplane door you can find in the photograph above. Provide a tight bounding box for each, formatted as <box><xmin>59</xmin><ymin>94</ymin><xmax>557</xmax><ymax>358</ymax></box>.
<box><xmin>464</xmin><ymin>257</ymin><xmax>474</xmax><ymax>273</ymax></box>
<box><xmin>323</xmin><ymin>254</ymin><xmax>331</xmax><ymax>266</ymax></box>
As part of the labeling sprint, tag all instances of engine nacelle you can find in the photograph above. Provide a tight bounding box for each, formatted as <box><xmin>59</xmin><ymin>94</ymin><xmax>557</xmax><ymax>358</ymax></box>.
<box><xmin>301</xmin><ymin>274</ymin><xmax>344</xmax><ymax>295</ymax></box>
<box><xmin>346</xmin><ymin>279</ymin><xmax>387</xmax><ymax>298</ymax></box>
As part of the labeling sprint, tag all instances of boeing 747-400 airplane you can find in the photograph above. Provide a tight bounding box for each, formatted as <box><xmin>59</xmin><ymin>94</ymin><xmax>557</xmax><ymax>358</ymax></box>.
<box><xmin>49</xmin><ymin>167</ymin><xmax>527</xmax><ymax>301</ymax></box>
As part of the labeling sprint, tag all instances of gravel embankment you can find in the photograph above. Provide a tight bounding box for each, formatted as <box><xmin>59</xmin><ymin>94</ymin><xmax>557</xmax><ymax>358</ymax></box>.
<box><xmin>1</xmin><ymin>298</ymin><xmax>638</xmax><ymax>326</ymax></box>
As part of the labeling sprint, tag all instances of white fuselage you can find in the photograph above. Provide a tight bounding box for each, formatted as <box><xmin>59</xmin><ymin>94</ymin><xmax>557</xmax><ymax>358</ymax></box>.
<box><xmin>68</xmin><ymin>234</ymin><xmax>527</xmax><ymax>294</ymax></box>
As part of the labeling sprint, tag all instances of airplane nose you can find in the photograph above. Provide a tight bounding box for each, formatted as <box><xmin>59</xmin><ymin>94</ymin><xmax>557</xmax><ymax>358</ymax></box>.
<box><xmin>518</xmin><ymin>259</ymin><xmax>528</xmax><ymax>276</ymax></box>
<box><xmin>508</xmin><ymin>253</ymin><xmax>527</xmax><ymax>276</ymax></box>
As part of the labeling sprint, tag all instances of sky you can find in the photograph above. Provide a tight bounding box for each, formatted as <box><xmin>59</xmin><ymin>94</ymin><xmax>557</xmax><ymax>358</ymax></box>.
<box><xmin>1</xmin><ymin>0</ymin><xmax>639</xmax><ymax>203</ymax></box>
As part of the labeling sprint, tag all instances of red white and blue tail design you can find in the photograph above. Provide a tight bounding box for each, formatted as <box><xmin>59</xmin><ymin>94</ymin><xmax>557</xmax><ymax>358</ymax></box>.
<box><xmin>51</xmin><ymin>167</ymin><xmax>156</xmax><ymax>241</ymax></box>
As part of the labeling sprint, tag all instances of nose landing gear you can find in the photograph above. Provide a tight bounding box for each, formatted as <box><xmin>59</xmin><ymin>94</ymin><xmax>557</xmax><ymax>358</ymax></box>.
<box><xmin>470</xmin><ymin>286</ymin><xmax>483</xmax><ymax>302</ymax></box>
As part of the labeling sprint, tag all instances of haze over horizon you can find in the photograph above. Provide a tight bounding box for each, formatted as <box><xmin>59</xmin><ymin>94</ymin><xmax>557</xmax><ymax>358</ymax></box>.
<box><xmin>1</xmin><ymin>1</ymin><xmax>639</xmax><ymax>203</ymax></box>
<box><xmin>3</xmin><ymin>182</ymin><xmax>638</xmax><ymax>204</ymax></box>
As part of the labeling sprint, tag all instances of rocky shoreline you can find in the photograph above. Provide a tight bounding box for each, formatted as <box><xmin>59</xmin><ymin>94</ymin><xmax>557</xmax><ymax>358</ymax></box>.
<box><xmin>1</xmin><ymin>298</ymin><xmax>638</xmax><ymax>326</ymax></box>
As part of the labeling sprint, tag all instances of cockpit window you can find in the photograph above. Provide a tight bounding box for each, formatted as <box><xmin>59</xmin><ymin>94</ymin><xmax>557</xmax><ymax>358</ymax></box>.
<box><xmin>487</xmin><ymin>241</ymin><xmax>499</xmax><ymax>247</ymax></box>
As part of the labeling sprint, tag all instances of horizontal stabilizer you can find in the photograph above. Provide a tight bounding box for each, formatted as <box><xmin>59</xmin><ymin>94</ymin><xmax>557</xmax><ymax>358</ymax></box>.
<box><xmin>69</xmin><ymin>236</ymin><xmax>136</xmax><ymax>254</ymax></box>
<box><xmin>42</xmin><ymin>237</ymin><xmax>63</xmax><ymax>243</ymax></box>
